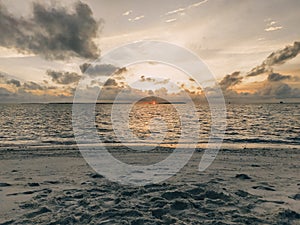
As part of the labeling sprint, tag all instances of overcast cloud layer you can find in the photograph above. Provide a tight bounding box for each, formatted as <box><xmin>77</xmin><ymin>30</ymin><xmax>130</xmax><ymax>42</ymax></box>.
<box><xmin>0</xmin><ymin>1</ymin><xmax>299</xmax><ymax>103</ymax></box>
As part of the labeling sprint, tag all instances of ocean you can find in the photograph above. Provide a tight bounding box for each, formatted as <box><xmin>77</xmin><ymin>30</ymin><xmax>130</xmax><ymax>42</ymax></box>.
<box><xmin>1</xmin><ymin>103</ymin><xmax>300</xmax><ymax>224</ymax></box>
<box><xmin>0</xmin><ymin>103</ymin><xmax>299</xmax><ymax>149</ymax></box>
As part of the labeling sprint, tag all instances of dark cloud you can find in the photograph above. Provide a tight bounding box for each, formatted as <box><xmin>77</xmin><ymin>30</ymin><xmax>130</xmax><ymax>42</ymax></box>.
<box><xmin>265</xmin><ymin>41</ymin><xmax>300</xmax><ymax>65</ymax></box>
<box><xmin>0</xmin><ymin>73</ymin><xmax>77</xmax><ymax>102</ymax></box>
<box><xmin>147</xmin><ymin>90</ymin><xmax>154</xmax><ymax>95</ymax></box>
<box><xmin>80</xmin><ymin>63</ymin><xmax>119</xmax><ymax>76</ymax></box>
<box><xmin>257</xmin><ymin>82</ymin><xmax>297</xmax><ymax>98</ymax></box>
<box><xmin>79</xmin><ymin>63</ymin><xmax>92</xmax><ymax>73</ymax></box>
<box><xmin>46</xmin><ymin>70</ymin><xmax>81</xmax><ymax>85</ymax></box>
<box><xmin>115</xmin><ymin>67</ymin><xmax>127</xmax><ymax>75</ymax></box>
<box><xmin>0</xmin><ymin>87</ymin><xmax>13</xmax><ymax>97</ymax></box>
<box><xmin>258</xmin><ymin>73</ymin><xmax>300</xmax><ymax>99</ymax></box>
<box><xmin>6</xmin><ymin>79</ymin><xmax>21</xmax><ymax>87</ymax></box>
<box><xmin>0</xmin><ymin>1</ymin><xmax>102</xmax><ymax>60</ymax></box>
<box><xmin>140</xmin><ymin>75</ymin><xmax>155</xmax><ymax>82</ymax></box>
<box><xmin>247</xmin><ymin>64</ymin><xmax>271</xmax><ymax>77</ymax></box>
<box><xmin>140</xmin><ymin>75</ymin><xmax>170</xmax><ymax>84</ymax></box>
<box><xmin>219</xmin><ymin>71</ymin><xmax>243</xmax><ymax>90</ymax></box>
<box><xmin>104</xmin><ymin>78</ymin><xmax>118</xmax><ymax>87</ymax></box>
<box><xmin>247</xmin><ymin>41</ymin><xmax>300</xmax><ymax>77</ymax></box>
<box><xmin>214</xmin><ymin>41</ymin><xmax>300</xmax><ymax>101</ymax></box>
<box><xmin>23</xmin><ymin>81</ymin><xmax>45</xmax><ymax>90</ymax></box>
<box><xmin>0</xmin><ymin>72</ymin><xmax>22</xmax><ymax>87</ymax></box>
<box><xmin>267</xmin><ymin>73</ymin><xmax>291</xmax><ymax>82</ymax></box>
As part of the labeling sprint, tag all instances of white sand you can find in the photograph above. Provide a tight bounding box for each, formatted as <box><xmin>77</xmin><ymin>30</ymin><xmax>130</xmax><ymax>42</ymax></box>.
<box><xmin>0</xmin><ymin>147</ymin><xmax>299</xmax><ymax>224</ymax></box>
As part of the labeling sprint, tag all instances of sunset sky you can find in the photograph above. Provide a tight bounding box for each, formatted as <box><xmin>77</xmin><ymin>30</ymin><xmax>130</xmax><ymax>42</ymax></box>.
<box><xmin>0</xmin><ymin>0</ymin><xmax>300</xmax><ymax>103</ymax></box>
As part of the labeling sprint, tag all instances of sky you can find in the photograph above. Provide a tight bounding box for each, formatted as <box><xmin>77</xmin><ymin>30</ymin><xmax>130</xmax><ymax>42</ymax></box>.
<box><xmin>0</xmin><ymin>0</ymin><xmax>300</xmax><ymax>103</ymax></box>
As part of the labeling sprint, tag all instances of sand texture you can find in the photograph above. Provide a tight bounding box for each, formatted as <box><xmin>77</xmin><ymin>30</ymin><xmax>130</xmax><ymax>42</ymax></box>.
<box><xmin>0</xmin><ymin>147</ymin><xmax>299</xmax><ymax>224</ymax></box>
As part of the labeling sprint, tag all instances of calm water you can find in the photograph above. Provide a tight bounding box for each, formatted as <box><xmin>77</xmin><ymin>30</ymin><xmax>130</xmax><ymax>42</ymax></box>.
<box><xmin>0</xmin><ymin>103</ymin><xmax>299</xmax><ymax>149</ymax></box>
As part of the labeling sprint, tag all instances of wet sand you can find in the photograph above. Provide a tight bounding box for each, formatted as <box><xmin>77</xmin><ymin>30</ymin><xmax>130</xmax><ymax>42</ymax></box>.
<box><xmin>0</xmin><ymin>147</ymin><xmax>299</xmax><ymax>224</ymax></box>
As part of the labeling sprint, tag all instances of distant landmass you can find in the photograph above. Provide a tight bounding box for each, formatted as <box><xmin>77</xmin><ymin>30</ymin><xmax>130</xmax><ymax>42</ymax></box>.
<box><xmin>47</xmin><ymin>96</ymin><xmax>186</xmax><ymax>104</ymax></box>
<box><xmin>136</xmin><ymin>96</ymin><xmax>185</xmax><ymax>104</ymax></box>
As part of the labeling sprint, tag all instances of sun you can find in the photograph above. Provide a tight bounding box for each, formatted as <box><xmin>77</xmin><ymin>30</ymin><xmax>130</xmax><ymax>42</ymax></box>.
<box><xmin>151</xmin><ymin>100</ymin><xmax>156</xmax><ymax>105</ymax></box>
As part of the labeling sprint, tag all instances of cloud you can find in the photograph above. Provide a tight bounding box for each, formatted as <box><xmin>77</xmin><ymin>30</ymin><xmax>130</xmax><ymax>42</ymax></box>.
<box><xmin>80</xmin><ymin>63</ymin><xmax>119</xmax><ymax>76</ymax></box>
<box><xmin>264</xmin><ymin>20</ymin><xmax>283</xmax><ymax>32</ymax></box>
<box><xmin>219</xmin><ymin>71</ymin><xmax>300</xmax><ymax>101</ymax></box>
<box><xmin>0</xmin><ymin>1</ymin><xmax>102</xmax><ymax>60</ymax></box>
<box><xmin>0</xmin><ymin>87</ymin><xmax>13</xmax><ymax>97</ymax></box>
<box><xmin>114</xmin><ymin>67</ymin><xmax>128</xmax><ymax>75</ymax></box>
<box><xmin>257</xmin><ymin>82</ymin><xmax>300</xmax><ymax>99</ymax></box>
<box><xmin>6</xmin><ymin>79</ymin><xmax>21</xmax><ymax>87</ymax></box>
<box><xmin>267</xmin><ymin>73</ymin><xmax>291</xmax><ymax>82</ymax></box>
<box><xmin>189</xmin><ymin>0</ymin><xmax>209</xmax><ymax>8</ymax></box>
<box><xmin>163</xmin><ymin>0</ymin><xmax>208</xmax><ymax>18</ymax></box>
<box><xmin>140</xmin><ymin>76</ymin><xmax>170</xmax><ymax>84</ymax></box>
<box><xmin>0</xmin><ymin>85</ymin><xmax>74</xmax><ymax>103</ymax></box>
<box><xmin>140</xmin><ymin>75</ymin><xmax>154</xmax><ymax>82</ymax></box>
<box><xmin>0</xmin><ymin>72</ymin><xmax>79</xmax><ymax>102</ymax></box>
<box><xmin>264</xmin><ymin>41</ymin><xmax>300</xmax><ymax>65</ymax></box>
<box><xmin>147</xmin><ymin>90</ymin><xmax>154</xmax><ymax>95</ymax></box>
<box><xmin>247</xmin><ymin>64</ymin><xmax>271</xmax><ymax>77</ymax></box>
<box><xmin>104</xmin><ymin>78</ymin><xmax>118</xmax><ymax>87</ymax></box>
<box><xmin>0</xmin><ymin>72</ymin><xmax>22</xmax><ymax>87</ymax></box>
<box><xmin>265</xmin><ymin>26</ymin><xmax>283</xmax><ymax>32</ymax></box>
<box><xmin>165</xmin><ymin>8</ymin><xmax>185</xmax><ymax>16</ymax></box>
<box><xmin>269</xmin><ymin>21</ymin><xmax>276</xmax><ymax>26</ymax></box>
<box><xmin>219</xmin><ymin>71</ymin><xmax>243</xmax><ymax>90</ymax></box>
<box><xmin>128</xmin><ymin>15</ymin><xmax>144</xmax><ymax>22</ymax></box>
<box><xmin>79</xmin><ymin>63</ymin><xmax>92</xmax><ymax>74</ymax></box>
<box><xmin>154</xmin><ymin>87</ymin><xmax>169</xmax><ymax>97</ymax></box>
<box><xmin>215</xmin><ymin>44</ymin><xmax>300</xmax><ymax>100</ymax></box>
<box><xmin>165</xmin><ymin>18</ymin><xmax>177</xmax><ymax>23</ymax></box>
<box><xmin>247</xmin><ymin>41</ymin><xmax>300</xmax><ymax>77</ymax></box>
<box><xmin>122</xmin><ymin>10</ymin><xmax>132</xmax><ymax>16</ymax></box>
<box><xmin>46</xmin><ymin>70</ymin><xmax>81</xmax><ymax>85</ymax></box>
<box><xmin>23</xmin><ymin>81</ymin><xmax>45</xmax><ymax>90</ymax></box>
<box><xmin>155</xmin><ymin>79</ymin><xmax>170</xmax><ymax>85</ymax></box>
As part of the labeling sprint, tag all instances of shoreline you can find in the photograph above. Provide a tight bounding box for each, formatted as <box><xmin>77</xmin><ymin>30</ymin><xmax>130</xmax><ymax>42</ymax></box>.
<box><xmin>1</xmin><ymin>141</ymin><xmax>299</xmax><ymax>152</ymax></box>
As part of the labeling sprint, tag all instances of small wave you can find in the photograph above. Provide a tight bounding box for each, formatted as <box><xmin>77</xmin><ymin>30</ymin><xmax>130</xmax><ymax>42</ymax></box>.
<box><xmin>223</xmin><ymin>138</ymin><xmax>299</xmax><ymax>145</ymax></box>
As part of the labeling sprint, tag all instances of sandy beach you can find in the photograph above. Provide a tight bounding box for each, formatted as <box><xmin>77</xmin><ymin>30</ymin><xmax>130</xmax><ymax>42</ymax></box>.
<box><xmin>0</xmin><ymin>147</ymin><xmax>299</xmax><ymax>224</ymax></box>
<box><xmin>1</xmin><ymin>0</ymin><xmax>300</xmax><ymax>224</ymax></box>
